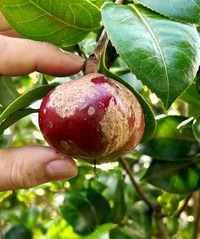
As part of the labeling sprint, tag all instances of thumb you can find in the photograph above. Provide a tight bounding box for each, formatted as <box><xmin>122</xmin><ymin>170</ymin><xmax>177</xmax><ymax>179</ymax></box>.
<box><xmin>0</xmin><ymin>146</ymin><xmax>77</xmax><ymax>191</ymax></box>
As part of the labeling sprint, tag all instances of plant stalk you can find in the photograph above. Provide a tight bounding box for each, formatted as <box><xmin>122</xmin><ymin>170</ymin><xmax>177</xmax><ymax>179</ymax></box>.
<box><xmin>84</xmin><ymin>29</ymin><xmax>109</xmax><ymax>75</ymax></box>
<box><xmin>192</xmin><ymin>191</ymin><xmax>200</xmax><ymax>239</ymax></box>
<box><xmin>119</xmin><ymin>157</ymin><xmax>154</xmax><ymax>212</ymax></box>
<box><xmin>119</xmin><ymin>157</ymin><xmax>170</xmax><ymax>239</ymax></box>
<box><xmin>154</xmin><ymin>205</ymin><xmax>170</xmax><ymax>239</ymax></box>
<box><xmin>84</xmin><ymin>0</ymin><xmax>126</xmax><ymax>75</ymax></box>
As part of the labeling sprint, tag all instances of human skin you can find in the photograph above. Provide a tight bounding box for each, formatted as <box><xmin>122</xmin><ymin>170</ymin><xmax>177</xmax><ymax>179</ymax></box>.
<box><xmin>0</xmin><ymin>12</ymin><xmax>85</xmax><ymax>191</ymax></box>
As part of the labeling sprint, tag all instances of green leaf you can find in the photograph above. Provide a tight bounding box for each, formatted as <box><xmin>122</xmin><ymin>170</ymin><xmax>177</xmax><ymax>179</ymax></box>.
<box><xmin>95</xmin><ymin>169</ymin><xmax>126</xmax><ymax>223</ymax></box>
<box><xmin>143</xmin><ymin>157</ymin><xmax>200</xmax><ymax>194</ymax></box>
<box><xmin>136</xmin><ymin>0</ymin><xmax>200</xmax><ymax>24</ymax></box>
<box><xmin>179</xmin><ymin>83</ymin><xmax>200</xmax><ymax>115</ymax></box>
<box><xmin>1</xmin><ymin>0</ymin><xmax>101</xmax><ymax>47</ymax></box>
<box><xmin>0</xmin><ymin>108</ymin><xmax>38</xmax><ymax>139</ymax></box>
<box><xmin>110</xmin><ymin>226</ymin><xmax>149</xmax><ymax>239</ymax></box>
<box><xmin>0</xmin><ymin>76</ymin><xmax>20</xmax><ymax>107</ymax></box>
<box><xmin>167</xmin><ymin>217</ymin><xmax>179</xmax><ymax>237</ymax></box>
<box><xmin>86</xmin><ymin>189</ymin><xmax>111</xmax><ymax>225</ymax></box>
<box><xmin>102</xmin><ymin>3</ymin><xmax>200</xmax><ymax>109</ymax></box>
<box><xmin>83</xmin><ymin>223</ymin><xmax>113</xmax><ymax>239</ymax></box>
<box><xmin>193</xmin><ymin>116</ymin><xmax>200</xmax><ymax>142</ymax></box>
<box><xmin>59</xmin><ymin>192</ymin><xmax>97</xmax><ymax>236</ymax></box>
<box><xmin>5</xmin><ymin>225</ymin><xmax>32</xmax><ymax>239</ymax></box>
<box><xmin>138</xmin><ymin>116</ymin><xmax>200</xmax><ymax>160</ymax></box>
<box><xmin>127</xmin><ymin>201</ymin><xmax>151</xmax><ymax>237</ymax></box>
<box><xmin>0</xmin><ymin>85</ymin><xmax>54</xmax><ymax>124</ymax></box>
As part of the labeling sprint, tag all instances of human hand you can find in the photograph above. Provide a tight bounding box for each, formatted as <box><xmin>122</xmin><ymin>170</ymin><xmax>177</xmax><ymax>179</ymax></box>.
<box><xmin>0</xmin><ymin>12</ymin><xmax>85</xmax><ymax>191</ymax></box>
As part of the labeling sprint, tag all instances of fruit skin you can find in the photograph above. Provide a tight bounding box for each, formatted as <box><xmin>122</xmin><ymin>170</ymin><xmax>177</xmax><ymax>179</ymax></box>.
<box><xmin>39</xmin><ymin>73</ymin><xmax>145</xmax><ymax>164</ymax></box>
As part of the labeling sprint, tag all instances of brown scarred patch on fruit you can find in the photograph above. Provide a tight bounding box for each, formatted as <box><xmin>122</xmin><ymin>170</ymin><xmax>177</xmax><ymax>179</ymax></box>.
<box><xmin>100</xmin><ymin>97</ymin><xmax>130</xmax><ymax>155</ymax></box>
<box><xmin>50</xmin><ymin>77</ymin><xmax>99</xmax><ymax>118</ymax></box>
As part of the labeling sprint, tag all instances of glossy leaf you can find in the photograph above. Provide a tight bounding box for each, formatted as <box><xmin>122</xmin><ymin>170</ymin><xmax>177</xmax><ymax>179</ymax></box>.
<box><xmin>59</xmin><ymin>192</ymin><xmax>97</xmax><ymax>235</ymax></box>
<box><xmin>0</xmin><ymin>85</ymin><xmax>54</xmax><ymax>124</ymax></box>
<box><xmin>143</xmin><ymin>157</ymin><xmax>200</xmax><ymax>194</ymax></box>
<box><xmin>136</xmin><ymin>0</ymin><xmax>200</xmax><ymax>24</ymax></box>
<box><xmin>0</xmin><ymin>0</ymin><xmax>101</xmax><ymax>47</ymax></box>
<box><xmin>86</xmin><ymin>189</ymin><xmax>111</xmax><ymax>225</ymax></box>
<box><xmin>5</xmin><ymin>225</ymin><xmax>32</xmax><ymax>239</ymax></box>
<box><xmin>138</xmin><ymin>116</ymin><xmax>200</xmax><ymax>160</ymax></box>
<box><xmin>110</xmin><ymin>226</ymin><xmax>148</xmax><ymax>239</ymax></box>
<box><xmin>83</xmin><ymin>223</ymin><xmax>113</xmax><ymax>239</ymax></box>
<box><xmin>0</xmin><ymin>108</ymin><xmax>38</xmax><ymax>139</ymax></box>
<box><xmin>94</xmin><ymin>169</ymin><xmax>126</xmax><ymax>223</ymax></box>
<box><xmin>193</xmin><ymin>116</ymin><xmax>200</xmax><ymax>142</ymax></box>
<box><xmin>127</xmin><ymin>201</ymin><xmax>151</xmax><ymax>237</ymax></box>
<box><xmin>102</xmin><ymin>3</ymin><xmax>200</xmax><ymax>109</ymax></box>
<box><xmin>0</xmin><ymin>76</ymin><xmax>20</xmax><ymax>107</ymax></box>
<box><xmin>179</xmin><ymin>83</ymin><xmax>200</xmax><ymax>116</ymax></box>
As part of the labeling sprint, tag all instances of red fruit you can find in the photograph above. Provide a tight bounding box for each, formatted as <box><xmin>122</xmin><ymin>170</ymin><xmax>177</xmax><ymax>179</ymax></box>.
<box><xmin>39</xmin><ymin>73</ymin><xmax>145</xmax><ymax>164</ymax></box>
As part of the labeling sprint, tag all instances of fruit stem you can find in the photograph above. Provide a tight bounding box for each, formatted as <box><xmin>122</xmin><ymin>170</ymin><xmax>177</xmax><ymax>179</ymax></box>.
<box><xmin>94</xmin><ymin>159</ymin><xmax>99</xmax><ymax>178</ymax></box>
<box><xmin>84</xmin><ymin>29</ymin><xmax>109</xmax><ymax>75</ymax></box>
<box><xmin>84</xmin><ymin>0</ymin><xmax>126</xmax><ymax>75</ymax></box>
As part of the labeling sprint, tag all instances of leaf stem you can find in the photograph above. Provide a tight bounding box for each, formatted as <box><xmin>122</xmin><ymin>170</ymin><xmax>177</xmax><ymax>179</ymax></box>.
<box><xmin>84</xmin><ymin>0</ymin><xmax>126</xmax><ymax>75</ymax></box>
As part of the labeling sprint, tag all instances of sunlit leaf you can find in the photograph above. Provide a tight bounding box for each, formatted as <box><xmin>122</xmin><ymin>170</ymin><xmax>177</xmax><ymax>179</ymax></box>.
<box><xmin>110</xmin><ymin>225</ymin><xmax>149</xmax><ymax>239</ymax></box>
<box><xmin>0</xmin><ymin>85</ymin><xmax>54</xmax><ymax>124</ymax></box>
<box><xmin>102</xmin><ymin>3</ymin><xmax>200</xmax><ymax>109</ymax></box>
<box><xmin>83</xmin><ymin>223</ymin><xmax>113</xmax><ymax>239</ymax></box>
<box><xmin>1</xmin><ymin>0</ymin><xmax>101</xmax><ymax>46</ymax></box>
<box><xmin>0</xmin><ymin>108</ymin><xmax>38</xmax><ymax>139</ymax></box>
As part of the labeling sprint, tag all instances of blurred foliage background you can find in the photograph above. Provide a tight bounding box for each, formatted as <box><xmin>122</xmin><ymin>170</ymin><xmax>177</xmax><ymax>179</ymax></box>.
<box><xmin>1</xmin><ymin>0</ymin><xmax>200</xmax><ymax>238</ymax></box>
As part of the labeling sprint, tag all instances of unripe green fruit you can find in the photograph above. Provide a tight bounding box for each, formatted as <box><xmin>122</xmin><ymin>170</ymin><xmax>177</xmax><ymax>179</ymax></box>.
<box><xmin>39</xmin><ymin>73</ymin><xmax>145</xmax><ymax>164</ymax></box>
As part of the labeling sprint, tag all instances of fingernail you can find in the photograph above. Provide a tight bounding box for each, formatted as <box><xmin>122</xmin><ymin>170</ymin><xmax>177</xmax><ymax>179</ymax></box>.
<box><xmin>46</xmin><ymin>158</ymin><xmax>77</xmax><ymax>180</ymax></box>
<box><xmin>64</xmin><ymin>52</ymin><xmax>85</xmax><ymax>63</ymax></box>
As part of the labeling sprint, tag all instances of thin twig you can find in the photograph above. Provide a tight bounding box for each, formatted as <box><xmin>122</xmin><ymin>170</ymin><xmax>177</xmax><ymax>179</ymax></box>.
<box><xmin>84</xmin><ymin>0</ymin><xmax>126</xmax><ymax>75</ymax></box>
<box><xmin>119</xmin><ymin>157</ymin><xmax>154</xmax><ymax>212</ymax></box>
<box><xmin>175</xmin><ymin>194</ymin><xmax>192</xmax><ymax>219</ymax></box>
<box><xmin>192</xmin><ymin>191</ymin><xmax>200</xmax><ymax>239</ymax></box>
<box><xmin>119</xmin><ymin>157</ymin><xmax>171</xmax><ymax>238</ymax></box>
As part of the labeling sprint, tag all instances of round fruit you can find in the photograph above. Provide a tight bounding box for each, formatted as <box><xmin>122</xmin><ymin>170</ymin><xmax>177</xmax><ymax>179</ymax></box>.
<box><xmin>39</xmin><ymin>73</ymin><xmax>145</xmax><ymax>164</ymax></box>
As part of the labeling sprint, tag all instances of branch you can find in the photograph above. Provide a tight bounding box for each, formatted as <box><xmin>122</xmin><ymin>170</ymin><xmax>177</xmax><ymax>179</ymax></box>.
<box><xmin>154</xmin><ymin>205</ymin><xmax>170</xmax><ymax>239</ymax></box>
<box><xmin>119</xmin><ymin>157</ymin><xmax>154</xmax><ymax>212</ymax></box>
<box><xmin>192</xmin><ymin>191</ymin><xmax>200</xmax><ymax>239</ymax></box>
<box><xmin>175</xmin><ymin>194</ymin><xmax>192</xmax><ymax>218</ymax></box>
<box><xmin>84</xmin><ymin>0</ymin><xmax>126</xmax><ymax>75</ymax></box>
<box><xmin>119</xmin><ymin>157</ymin><xmax>170</xmax><ymax>239</ymax></box>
